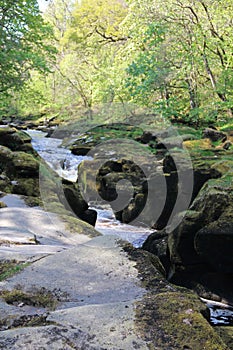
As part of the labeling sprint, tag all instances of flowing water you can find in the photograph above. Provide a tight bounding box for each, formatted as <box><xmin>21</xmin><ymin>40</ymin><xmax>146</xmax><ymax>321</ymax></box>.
<box><xmin>27</xmin><ymin>129</ymin><xmax>153</xmax><ymax>247</ymax></box>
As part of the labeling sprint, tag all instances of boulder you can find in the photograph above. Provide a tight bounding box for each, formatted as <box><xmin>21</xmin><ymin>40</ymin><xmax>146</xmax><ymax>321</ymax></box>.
<box><xmin>0</xmin><ymin>126</ymin><xmax>32</xmax><ymax>151</ymax></box>
<box><xmin>8</xmin><ymin>152</ymin><xmax>39</xmax><ymax>178</ymax></box>
<box><xmin>60</xmin><ymin>179</ymin><xmax>97</xmax><ymax>226</ymax></box>
<box><xmin>195</xmin><ymin>218</ymin><xmax>233</xmax><ymax>273</ymax></box>
<box><xmin>203</xmin><ymin>128</ymin><xmax>227</xmax><ymax>142</ymax></box>
<box><xmin>164</xmin><ymin>171</ymin><xmax>233</xmax><ymax>296</ymax></box>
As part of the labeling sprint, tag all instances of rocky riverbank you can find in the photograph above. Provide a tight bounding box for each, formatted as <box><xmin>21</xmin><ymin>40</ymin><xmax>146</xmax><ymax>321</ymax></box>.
<box><xmin>0</xmin><ymin>121</ymin><xmax>233</xmax><ymax>348</ymax></box>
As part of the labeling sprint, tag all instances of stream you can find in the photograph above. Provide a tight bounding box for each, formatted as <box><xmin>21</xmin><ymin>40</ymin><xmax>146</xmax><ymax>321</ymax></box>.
<box><xmin>27</xmin><ymin>129</ymin><xmax>153</xmax><ymax>248</ymax></box>
<box><xmin>27</xmin><ymin>129</ymin><xmax>233</xmax><ymax>327</ymax></box>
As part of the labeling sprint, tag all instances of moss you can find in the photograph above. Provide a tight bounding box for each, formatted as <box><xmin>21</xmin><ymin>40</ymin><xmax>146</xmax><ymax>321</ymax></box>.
<box><xmin>123</xmin><ymin>244</ymin><xmax>229</xmax><ymax>349</ymax></box>
<box><xmin>183</xmin><ymin>138</ymin><xmax>212</xmax><ymax>150</ymax></box>
<box><xmin>211</xmin><ymin>160</ymin><xmax>233</xmax><ymax>175</ymax></box>
<box><xmin>215</xmin><ymin>327</ymin><xmax>233</xmax><ymax>349</ymax></box>
<box><xmin>0</xmin><ymin>314</ymin><xmax>56</xmax><ymax>331</ymax></box>
<box><xmin>60</xmin><ymin>213</ymin><xmax>100</xmax><ymax>238</ymax></box>
<box><xmin>136</xmin><ymin>291</ymin><xmax>228</xmax><ymax>350</ymax></box>
<box><xmin>0</xmin><ymin>288</ymin><xmax>58</xmax><ymax>310</ymax></box>
<box><xmin>0</xmin><ymin>261</ymin><xmax>30</xmax><ymax>281</ymax></box>
<box><xmin>0</xmin><ymin>201</ymin><xmax>7</xmax><ymax>208</ymax></box>
<box><xmin>23</xmin><ymin>195</ymin><xmax>42</xmax><ymax>207</ymax></box>
<box><xmin>218</xmin><ymin>122</ymin><xmax>233</xmax><ymax>132</ymax></box>
<box><xmin>12</xmin><ymin>178</ymin><xmax>40</xmax><ymax>197</ymax></box>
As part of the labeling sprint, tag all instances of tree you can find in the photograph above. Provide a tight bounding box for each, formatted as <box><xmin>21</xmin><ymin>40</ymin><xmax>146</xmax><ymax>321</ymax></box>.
<box><xmin>0</xmin><ymin>0</ymin><xmax>55</xmax><ymax>94</ymax></box>
<box><xmin>124</xmin><ymin>0</ymin><xmax>233</xmax><ymax>125</ymax></box>
<box><xmin>43</xmin><ymin>0</ymin><xmax>128</xmax><ymax>112</ymax></box>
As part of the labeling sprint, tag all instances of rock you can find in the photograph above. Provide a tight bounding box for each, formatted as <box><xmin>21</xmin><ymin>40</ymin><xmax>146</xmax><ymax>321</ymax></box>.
<box><xmin>61</xmin><ymin>179</ymin><xmax>97</xmax><ymax>226</ymax></box>
<box><xmin>0</xmin><ymin>129</ymin><xmax>40</xmax><ymax>198</ymax></box>
<box><xmin>168</xmin><ymin>182</ymin><xmax>231</xmax><ymax>270</ymax></box>
<box><xmin>0</xmin><ymin>201</ymin><xmax>7</xmax><ymax>209</ymax></box>
<box><xmin>183</xmin><ymin>138</ymin><xmax>213</xmax><ymax>150</ymax></box>
<box><xmin>0</xmin><ymin>237</ymin><xmax>228</xmax><ymax>349</ymax></box>
<box><xmin>139</xmin><ymin>131</ymin><xmax>156</xmax><ymax>144</ymax></box>
<box><xmin>8</xmin><ymin>152</ymin><xmax>39</xmax><ymax>178</ymax></box>
<box><xmin>12</xmin><ymin>178</ymin><xmax>40</xmax><ymax>197</ymax></box>
<box><xmin>195</xmin><ymin>220</ymin><xmax>233</xmax><ymax>273</ymax></box>
<box><xmin>163</xmin><ymin>171</ymin><xmax>233</xmax><ymax>304</ymax></box>
<box><xmin>203</xmin><ymin>128</ymin><xmax>227</xmax><ymax>142</ymax></box>
<box><xmin>0</xmin><ymin>127</ymin><xmax>32</xmax><ymax>151</ymax></box>
<box><xmin>157</xmin><ymin>136</ymin><xmax>183</xmax><ymax>149</ymax></box>
<box><xmin>142</xmin><ymin>230</ymin><xmax>169</xmax><ymax>271</ymax></box>
<box><xmin>71</xmin><ymin>145</ymin><xmax>93</xmax><ymax>156</ymax></box>
<box><xmin>222</xmin><ymin>140</ymin><xmax>232</xmax><ymax>150</ymax></box>
<box><xmin>0</xmin><ymin>146</ymin><xmax>13</xmax><ymax>166</ymax></box>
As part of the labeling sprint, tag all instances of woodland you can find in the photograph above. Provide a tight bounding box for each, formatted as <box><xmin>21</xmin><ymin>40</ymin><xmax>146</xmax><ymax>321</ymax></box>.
<box><xmin>1</xmin><ymin>0</ymin><xmax>233</xmax><ymax>127</ymax></box>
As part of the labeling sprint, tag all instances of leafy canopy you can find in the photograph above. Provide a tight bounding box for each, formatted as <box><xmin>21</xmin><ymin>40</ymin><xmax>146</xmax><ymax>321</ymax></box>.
<box><xmin>0</xmin><ymin>0</ymin><xmax>55</xmax><ymax>93</ymax></box>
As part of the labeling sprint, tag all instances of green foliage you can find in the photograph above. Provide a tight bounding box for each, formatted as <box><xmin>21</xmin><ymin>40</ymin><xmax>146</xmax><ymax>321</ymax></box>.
<box><xmin>0</xmin><ymin>0</ymin><xmax>56</xmax><ymax>93</ymax></box>
<box><xmin>1</xmin><ymin>0</ymin><xmax>233</xmax><ymax>128</ymax></box>
<box><xmin>125</xmin><ymin>0</ymin><xmax>233</xmax><ymax>126</ymax></box>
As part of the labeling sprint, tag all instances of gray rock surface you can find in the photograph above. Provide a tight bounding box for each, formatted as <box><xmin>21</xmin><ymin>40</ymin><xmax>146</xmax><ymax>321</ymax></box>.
<box><xmin>0</xmin><ymin>236</ymin><xmax>149</xmax><ymax>349</ymax></box>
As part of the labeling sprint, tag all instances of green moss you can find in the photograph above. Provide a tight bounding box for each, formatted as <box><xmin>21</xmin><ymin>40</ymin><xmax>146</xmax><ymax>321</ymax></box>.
<box><xmin>23</xmin><ymin>195</ymin><xmax>42</xmax><ymax>207</ymax></box>
<box><xmin>215</xmin><ymin>327</ymin><xmax>233</xmax><ymax>349</ymax></box>
<box><xmin>60</xmin><ymin>213</ymin><xmax>100</xmax><ymax>238</ymax></box>
<box><xmin>218</xmin><ymin>123</ymin><xmax>233</xmax><ymax>132</ymax></box>
<box><xmin>0</xmin><ymin>288</ymin><xmax>58</xmax><ymax>310</ymax></box>
<box><xmin>0</xmin><ymin>261</ymin><xmax>30</xmax><ymax>281</ymax></box>
<box><xmin>136</xmin><ymin>292</ymin><xmax>228</xmax><ymax>350</ymax></box>
<box><xmin>183</xmin><ymin>138</ymin><xmax>212</xmax><ymax>150</ymax></box>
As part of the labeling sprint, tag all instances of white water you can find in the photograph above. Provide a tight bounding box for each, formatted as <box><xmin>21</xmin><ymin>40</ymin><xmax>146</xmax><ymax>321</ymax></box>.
<box><xmin>27</xmin><ymin>129</ymin><xmax>153</xmax><ymax>247</ymax></box>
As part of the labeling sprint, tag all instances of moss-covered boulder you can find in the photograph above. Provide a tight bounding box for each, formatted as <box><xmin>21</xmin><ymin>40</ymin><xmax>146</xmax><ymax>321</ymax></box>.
<box><xmin>40</xmin><ymin>164</ymin><xmax>97</xmax><ymax>226</ymax></box>
<box><xmin>70</xmin><ymin>123</ymin><xmax>144</xmax><ymax>155</ymax></box>
<box><xmin>61</xmin><ymin>179</ymin><xmax>97</xmax><ymax>226</ymax></box>
<box><xmin>124</xmin><ymin>245</ymin><xmax>228</xmax><ymax>350</ymax></box>
<box><xmin>0</xmin><ymin>126</ymin><xmax>32</xmax><ymax>151</ymax></box>
<box><xmin>8</xmin><ymin>152</ymin><xmax>39</xmax><ymax>178</ymax></box>
<box><xmin>168</xmin><ymin>175</ymin><xmax>232</xmax><ymax>271</ymax></box>
<box><xmin>0</xmin><ymin>127</ymin><xmax>40</xmax><ymax>198</ymax></box>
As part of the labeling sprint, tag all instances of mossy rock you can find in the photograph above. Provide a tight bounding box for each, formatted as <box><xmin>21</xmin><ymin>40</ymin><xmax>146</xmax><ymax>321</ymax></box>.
<box><xmin>70</xmin><ymin>123</ymin><xmax>144</xmax><ymax>155</ymax></box>
<box><xmin>211</xmin><ymin>159</ymin><xmax>233</xmax><ymax>175</ymax></box>
<box><xmin>12</xmin><ymin>178</ymin><xmax>40</xmax><ymax>197</ymax></box>
<box><xmin>0</xmin><ymin>260</ymin><xmax>30</xmax><ymax>281</ymax></box>
<box><xmin>59</xmin><ymin>213</ymin><xmax>100</xmax><ymax>238</ymax></box>
<box><xmin>0</xmin><ymin>146</ymin><xmax>13</xmax><ymax>169</ymax></box>
<box><xmin>215</xmin><ymin>327</ymin><xmax>233</xmax><ymax>349</ymax></box>
<box><xmin>124</xmin><ymin>245</ymin><xmax>228</xmax><ymax>349</ymax></box>
<box><xmin>183</xmin><ymin>138</ymin><xmax>212</xmax><ymax>150</ymax></box>
<box><xmin>0</xmin><ymin>201</ymin><xmax>7</xmax><ymax>208</ymax></box>
<box><xmin>0</xmin><ymin>174</ymin><xmax>12</xmax><ymax>193</ymax></box>
<box><xmin>136</xmin><ymin>291</ymin><xmax>228</xmax><ymax>350</ymax></box>
<box><xmin>0</xmin><ymin>288</ymin><xmax>58</xmax><ymax>310</ymax></box>
<box><xmin>0</xmin><ymin>127</ymin><xmax>31</xmax><ymax>151</ymax></box>
<box><xmin>9</xmin><ymin>152</ymin><xmax>39</xmax><ymax>178</ymax></box>
<box><xmin>176</xmin><ymin>126</ymin><xmax>202</xmax><ymax>138</ymax></box>
<box><xmin>0</xmin><ymin>126</ymin><xmax>15</xmax><ymax>136</ymax></box>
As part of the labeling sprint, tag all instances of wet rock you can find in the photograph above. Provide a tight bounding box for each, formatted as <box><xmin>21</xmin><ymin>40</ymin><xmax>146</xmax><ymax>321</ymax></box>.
<box><xmin>61</xmin><ymin>179</ymin><xmax>97</xmax><ymax>226</ymax></box>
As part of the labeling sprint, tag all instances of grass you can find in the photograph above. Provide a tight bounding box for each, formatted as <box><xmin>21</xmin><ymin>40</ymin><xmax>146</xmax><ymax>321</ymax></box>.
<box><xmin>0</xmin><ymin>260</ymin><xmax>30</xmax><ymax>281</ymax></box>
<box><xmin>0</xmin><ymin>287</ymin><xmax>59</xmax><ymax>310</ymax></box>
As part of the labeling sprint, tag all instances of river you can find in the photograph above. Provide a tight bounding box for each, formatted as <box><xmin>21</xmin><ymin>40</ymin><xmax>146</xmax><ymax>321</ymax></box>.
<box><xmin>27</xmin><ymin>129</ymin><xmax>153</xmax><ymax>248</ymax></box>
